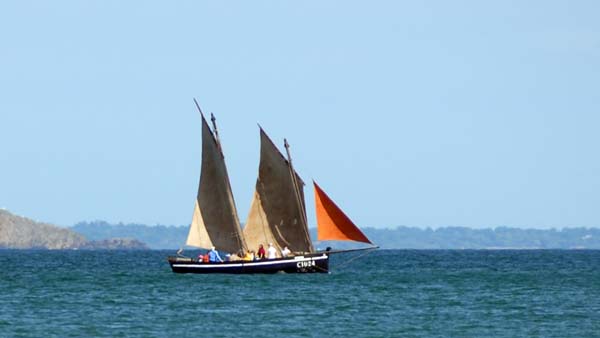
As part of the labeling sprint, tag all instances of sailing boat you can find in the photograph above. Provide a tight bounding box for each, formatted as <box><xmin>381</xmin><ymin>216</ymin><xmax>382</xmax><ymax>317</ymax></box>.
<box><xmin>167</xmin><ymin>102</ymin><xmax>376</xmax><ymax>274</ymax></box>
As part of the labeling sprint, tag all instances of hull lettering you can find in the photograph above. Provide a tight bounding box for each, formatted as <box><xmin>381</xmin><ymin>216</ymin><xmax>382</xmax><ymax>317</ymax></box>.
<box><xmin>296</xmin><ymin>260</ymin><xmax>316</xmax><ymax>268</ymax></box>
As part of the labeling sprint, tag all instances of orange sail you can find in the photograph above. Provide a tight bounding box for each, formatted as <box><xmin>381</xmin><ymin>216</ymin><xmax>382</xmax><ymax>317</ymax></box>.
<box><xmin>314</xmin><ymin>182</ymin><xmax>372</xmax><ymax>244</ymax></box>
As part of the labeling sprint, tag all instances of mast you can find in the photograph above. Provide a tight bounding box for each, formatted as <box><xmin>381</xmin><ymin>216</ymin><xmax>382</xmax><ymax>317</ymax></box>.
<box><xmin>243</xmin><ymin>128</ymin><xmax>314</xmax><ymax>254</ymax></box>
<box><xmin>210</xmin><ymin>112</ymin><xmax>222</xmax><ymax>153</ymax></box>
<box><xmin>186</xmin><ymin>99</ymin><xmax>247</xmax><ymax>253</ymax></box>
<box><xmin>208</xmin><ymin>110</ymin><xmax>245</xmax><ymax>251</ymax></box>
<box><xmin>284</xmin><ymin>138</ymin><xmax>313</xmax><ymax>253</ymax></box>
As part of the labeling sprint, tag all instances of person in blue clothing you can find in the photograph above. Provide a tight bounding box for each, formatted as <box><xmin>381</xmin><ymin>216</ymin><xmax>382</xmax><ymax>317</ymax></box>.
<box><xmin>208</xmin><ymin>246</ymin><xmax>223</xmax><ymax>263</ymax></box>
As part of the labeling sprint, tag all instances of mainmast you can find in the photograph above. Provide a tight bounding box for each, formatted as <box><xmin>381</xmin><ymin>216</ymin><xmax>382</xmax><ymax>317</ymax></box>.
<box><xmin>284</xmin><ymin>138</ymin><xmax>314</xmax><ymax>253</ymax></box>
<box><xmin>243</xmin><ymin>128</ymin><xmax>314</xmax><ymax>255</ymax></box>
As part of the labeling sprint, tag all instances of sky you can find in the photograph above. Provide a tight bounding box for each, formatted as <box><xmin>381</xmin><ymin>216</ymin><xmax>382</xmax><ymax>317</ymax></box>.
<box><xmin>1</xmin><ymin>1</ymin><xmax>599</xmax><ymax>229</ymax></box>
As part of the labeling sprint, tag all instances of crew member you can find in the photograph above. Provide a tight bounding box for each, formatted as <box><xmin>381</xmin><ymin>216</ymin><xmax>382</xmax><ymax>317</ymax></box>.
<box><xmin>267</xmin><ymin>243</ymin><xmax>277</xmax><ymax>259</ymax></box>
<box><xmin>281</xmin><ymin>246</ymin><xmax>292</xmax><ymax>257</ymax></box>
<box><xmin>208</xmin><ymin>246</ymin><xmax>223</xmax><ymax>263</ymax></box>
<box><xmin>257</xmin><ymin>244</ymin><xmax>266</xmax><ymax>259</ymax></box>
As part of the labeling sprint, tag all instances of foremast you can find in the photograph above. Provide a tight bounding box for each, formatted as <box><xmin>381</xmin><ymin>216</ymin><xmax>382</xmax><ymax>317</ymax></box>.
<box><xmin>185</xmin><ymin>100</ymin><xmax>247</xmax><ymax>253</ymax></box>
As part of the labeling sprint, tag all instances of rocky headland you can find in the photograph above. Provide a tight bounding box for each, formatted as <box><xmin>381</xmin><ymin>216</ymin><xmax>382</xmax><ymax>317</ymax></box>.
<box><xmin>0</xmin><ymin>209</ymin><xmax>148</xmax><ymax>250</ymax></box>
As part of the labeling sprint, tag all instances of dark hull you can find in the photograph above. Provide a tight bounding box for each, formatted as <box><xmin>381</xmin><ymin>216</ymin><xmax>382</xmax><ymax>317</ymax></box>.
<box><xmin>168</xmin><ymin>253</ymin><xmax>329</xmax><ymax>274</ymax></box>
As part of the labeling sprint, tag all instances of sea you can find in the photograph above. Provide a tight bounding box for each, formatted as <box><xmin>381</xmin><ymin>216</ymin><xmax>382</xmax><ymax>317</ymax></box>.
<box><xmin>1</xmin><ymin>250</ymin><xmax>599</xmax><ymax>338</ymax></box>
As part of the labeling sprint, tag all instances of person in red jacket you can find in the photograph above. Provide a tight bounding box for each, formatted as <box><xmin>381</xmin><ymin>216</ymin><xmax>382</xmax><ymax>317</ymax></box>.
<box><xmin>257</xmin><ymin>244</ymin><xmax>266</xmax><ymax>259</ymax></box>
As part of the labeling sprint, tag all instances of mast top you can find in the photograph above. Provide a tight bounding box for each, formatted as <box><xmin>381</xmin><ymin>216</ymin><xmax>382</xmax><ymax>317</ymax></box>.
<box><xmin>210</xmin><ymin>112</ymin><xmax>222</xmax><ymax>151</ymax></box>
<box><xmin>284</xmin><ymin>138</ymin><xmax>292</xmax><ymax>163</ymax></box>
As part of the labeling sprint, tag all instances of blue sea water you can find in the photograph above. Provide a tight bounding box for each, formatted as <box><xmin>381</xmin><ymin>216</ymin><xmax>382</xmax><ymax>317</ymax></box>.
<box><xmin>1</xmin><ymin>250</ymin><xmax>599</xmax><ymax>337</ymax></box>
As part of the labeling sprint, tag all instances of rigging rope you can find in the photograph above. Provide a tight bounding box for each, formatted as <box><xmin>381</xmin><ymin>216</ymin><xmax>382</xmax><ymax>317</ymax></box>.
<box><xmin>330</xmin><ymin>249</ymin><xmax>376</xmax><ymax>272</ymax></box>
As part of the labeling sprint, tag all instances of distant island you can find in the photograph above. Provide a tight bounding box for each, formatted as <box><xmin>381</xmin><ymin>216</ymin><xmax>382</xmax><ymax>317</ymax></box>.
<box><xmin>72</xmin><ymin>220</ymin><xmax>600</xmax><ymax>250</ymax></box>
<box><xmin>0</xmin><ymin>210</ymin><xmax>147</xmax><ymax>250</ymax></box>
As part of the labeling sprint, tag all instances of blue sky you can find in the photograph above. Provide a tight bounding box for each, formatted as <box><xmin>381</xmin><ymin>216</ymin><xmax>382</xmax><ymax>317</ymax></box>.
<box><xmin>1</xmin><ymin>1</ymin><xmax>599</xmax><ymax>229</ymax></box>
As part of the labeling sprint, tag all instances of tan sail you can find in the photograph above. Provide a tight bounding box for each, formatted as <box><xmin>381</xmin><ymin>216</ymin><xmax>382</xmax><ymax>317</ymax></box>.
<box><xmin>187</xmin><ymin>200</ymin><xmax>213</xmax><ymax>249</ymax></box>
<box><xmin>185</xmin><ymin>113</ymin><xmax>246</xmax><ymax>253</ymax></box>
<box><xmin>243</xmin><ymin>128</ymin><xmax>314</xmax><ymax>254</ymax></box>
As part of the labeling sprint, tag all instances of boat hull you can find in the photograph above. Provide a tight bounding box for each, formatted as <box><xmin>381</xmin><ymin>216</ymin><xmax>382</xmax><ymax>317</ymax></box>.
<box><xmin>168</xmin><ymin>253</ymin><xmax>329</xmax><ymax>274</ymax></box>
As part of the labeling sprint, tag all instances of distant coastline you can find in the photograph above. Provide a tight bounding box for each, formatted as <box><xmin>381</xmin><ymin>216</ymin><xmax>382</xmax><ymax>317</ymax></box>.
<box><xmin>72</xmin><ymin>220</ymin><xmax>600</xmax><ymax>250</ymax></box>
<box><xmin>3</xmin><ymin>209</ymin><xmax>598</xmax><ymax>250</ymax></box>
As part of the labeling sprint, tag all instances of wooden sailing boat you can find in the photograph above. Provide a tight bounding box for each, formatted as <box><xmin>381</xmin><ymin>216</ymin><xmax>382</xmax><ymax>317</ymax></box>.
<box><xmin>167</xmin><ymin>102</ymin><xmax>376</xmax><ymax>274</ymax></box>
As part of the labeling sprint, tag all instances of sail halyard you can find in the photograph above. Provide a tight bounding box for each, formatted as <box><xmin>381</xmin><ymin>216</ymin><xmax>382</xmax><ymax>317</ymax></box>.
<box><xmin>314</xmin><ymin>181</ymin><xmax>373</xmax><ymax>245</ymax></box>
<box><xmin>185</xmin><ymin>110</ymin><xmax>247</xmax><ymax>253</ymax></box>
<box><xmin>243</xmin><ymin>128</ymin><xmax>314</xmax><ymax>254</ymax></box>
